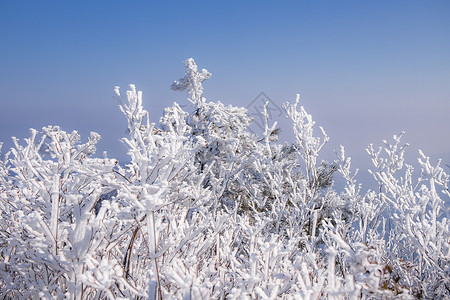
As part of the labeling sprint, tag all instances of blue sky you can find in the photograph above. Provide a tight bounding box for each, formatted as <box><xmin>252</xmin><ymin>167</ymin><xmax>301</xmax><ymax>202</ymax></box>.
<box><xmin>1</xmin><ymin>0</ymin><xmax>449</xmax><ymax>174</ymax></box>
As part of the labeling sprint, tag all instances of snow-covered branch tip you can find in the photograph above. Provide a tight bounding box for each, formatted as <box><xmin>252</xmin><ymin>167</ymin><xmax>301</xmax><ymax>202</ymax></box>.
<box><xmin>171</xmin><ymin>58</ymin><xmax>211</xmax><ymax>104</ymax></box>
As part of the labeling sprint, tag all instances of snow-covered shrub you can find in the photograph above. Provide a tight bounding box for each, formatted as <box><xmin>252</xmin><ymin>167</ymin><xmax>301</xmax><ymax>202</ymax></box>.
<box><xmin>365</xmin><ymin>134</ymin><xmax>450</xmax><ymax>298</ymax></box>
<box><xmin>0</xmin><ymin>127</ymin><xmax>122</xmax><ymax>298</ymax></box>
<box><xmin>0</xmin><ymin>58</ymin><xmax>448</xmax><ymax>299</ymax></box>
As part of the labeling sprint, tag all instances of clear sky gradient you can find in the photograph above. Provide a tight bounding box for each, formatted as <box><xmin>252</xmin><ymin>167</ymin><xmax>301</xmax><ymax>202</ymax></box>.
<box><xmin>1</xmin><ymin>1</ymin><xmax>449</xmax><ymax>175</ymax></box>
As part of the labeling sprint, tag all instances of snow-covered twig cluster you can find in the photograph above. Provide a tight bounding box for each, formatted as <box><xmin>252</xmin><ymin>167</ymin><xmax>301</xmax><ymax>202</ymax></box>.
<box><xmin>0</xmin><ymin>59</ymin><xmax>448</xmax><ymax>299</ymax></box>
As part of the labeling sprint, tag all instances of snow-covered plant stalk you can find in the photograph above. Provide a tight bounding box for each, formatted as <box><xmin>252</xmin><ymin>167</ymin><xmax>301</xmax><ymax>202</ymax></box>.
<box><xmin>115</xmin><ymin>84</ymin><xmax>164</xmax><ymax>299</ymax></box>
<box><xmin>114</xmin><ymin>68</ymin><xmax>220</xmax><ymax>298</ymax></box>
<box><xmin>335</xmin><ymin>146</ymin><xmax>386</xmax><ymax>246</ymax></box>
<box><xmin>284</xmin><ymin>94</ymin><xmax>330</xmax><ymax>192</ymax></box>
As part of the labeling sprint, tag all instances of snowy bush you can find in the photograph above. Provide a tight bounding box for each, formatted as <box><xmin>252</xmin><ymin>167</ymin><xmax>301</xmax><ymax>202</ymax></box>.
<box><xmin>0</xmin><ymin>58</ymin><xmax>448</xmax><ymax>299</ymax></box>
